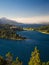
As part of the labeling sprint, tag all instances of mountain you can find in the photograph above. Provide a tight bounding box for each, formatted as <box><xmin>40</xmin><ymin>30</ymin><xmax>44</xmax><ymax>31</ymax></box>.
<box><xmin>0</xmin><ymin>17</ymin><xmax>20</xmax><ymax>25</ymax></box>
<box><xmin>0</xmin><ymin>17</ymin><xmax>49</xmax><ymax>28</ymax></box>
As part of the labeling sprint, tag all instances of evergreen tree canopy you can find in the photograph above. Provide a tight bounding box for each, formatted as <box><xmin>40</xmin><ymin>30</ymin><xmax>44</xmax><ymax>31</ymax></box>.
<box><xmin>28</xmin><ymin>47</ymin><xmax>41</xmax><ymax>65</ymax></box>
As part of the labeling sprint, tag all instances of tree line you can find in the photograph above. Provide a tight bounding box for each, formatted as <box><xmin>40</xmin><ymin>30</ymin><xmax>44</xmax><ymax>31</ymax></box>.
<box><xmin>34</xmin><ymin>25</ymin><xmax>49</xmax><ymax>33</ymax></box>
<box><xmin>0</xmin><ymin>47</ymin><xmax>49</xmax><ymax>65</ymax></box>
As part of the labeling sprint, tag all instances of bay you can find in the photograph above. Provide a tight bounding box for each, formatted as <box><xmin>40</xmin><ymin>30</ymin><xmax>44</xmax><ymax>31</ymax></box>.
<box><xmin>0</xmin><ymin>31</ymin><xmax>49</xmax><ymax>65</ymax></box>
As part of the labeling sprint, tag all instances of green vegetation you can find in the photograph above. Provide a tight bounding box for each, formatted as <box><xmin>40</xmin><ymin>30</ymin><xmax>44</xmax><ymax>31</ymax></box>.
<box><xmin>23</xmin><ymin>25</ymin><xmax>49</xmax><ymax>34</ymax></box>
<box><xmin>0</xmin><ymin>47</ymin><xmax>49</xmax><ymax>65</ymax></box>
<box><xmin>23</xmin><ymin>27</ymin><xmax>34</xmax><ymax>31</ymax></box>
<box><xmin>0</xmin><ymin>24</ymin><xmax>26</xmax><ymax>40</ymax></box>
<box><xmin>28</xmin><ymin>47</ymin><xmax>41</xmax><ymax>65</ymax></box>
<box><xmin>12</xmin><ymin>57</ymin><xmax>22</xmax><ymax>65</ymax></box>
<box><xmin>0</xmin><ymin>52</ymin><xmax>22</xmax><ymax>65</ymax></box>
<box><xmin>28</xmin><ymin>47</ymin><xmax>49</xmax><ymax>65</ymax></box>
<box><xmin>34</xmin><ymin>25</ymin><xmax>49</xmax><ymax>34</ymax></box>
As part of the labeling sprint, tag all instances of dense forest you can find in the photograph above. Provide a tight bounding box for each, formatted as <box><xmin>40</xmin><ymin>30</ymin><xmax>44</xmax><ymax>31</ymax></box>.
<box><xmin>0</xmin><ymin>47</ymin><xmax>49</xmax><ymax>65</ymax></box>
<box><xmin>0</xmin><ymin>24</ymin><xmax>26</xmax><ymax>40</ymax></box>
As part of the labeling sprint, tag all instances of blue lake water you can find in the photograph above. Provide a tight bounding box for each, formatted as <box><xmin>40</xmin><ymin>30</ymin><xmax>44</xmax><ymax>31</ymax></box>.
<box><xmin>0</xmin><ymin>31</ymin><xmax>49</xmax><ymax>65</ymax></box>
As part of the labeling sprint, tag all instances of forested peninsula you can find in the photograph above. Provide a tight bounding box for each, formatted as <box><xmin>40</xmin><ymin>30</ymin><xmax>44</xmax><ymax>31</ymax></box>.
<box><xmin>0</xmin><ymin>24</ymin><xmax>26</xmax><ymax>40</ymax></box>
<box><xmin>34</xmin><ymin>25</ymin><xmax>49</xmax><ymax>34</ymax></box>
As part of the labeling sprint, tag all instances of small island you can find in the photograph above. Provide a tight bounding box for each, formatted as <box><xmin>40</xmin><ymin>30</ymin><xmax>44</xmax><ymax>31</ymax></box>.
<box><xmin>0</xmin><ymin>24</ymin><xmax>26</xmax><ymax>40</ymax></box>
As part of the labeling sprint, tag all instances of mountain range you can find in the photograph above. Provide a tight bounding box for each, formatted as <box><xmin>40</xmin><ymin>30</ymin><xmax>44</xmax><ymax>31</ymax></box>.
<box><xmin>0</xmin><ymin>17</ymin><xmax>49</xmax><ymax>28</ymax></box>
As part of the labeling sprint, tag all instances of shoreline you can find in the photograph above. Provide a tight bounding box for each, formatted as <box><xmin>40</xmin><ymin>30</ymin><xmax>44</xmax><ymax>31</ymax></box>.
<box><xmin>38</xmin><ymin>31</ymin><xmax>49</xmax><ymax>34</ymax></box>
<box><xmin>0</xmin><ymin>37</ymin><xmax>26</xmax><ymax>41</ymax></box>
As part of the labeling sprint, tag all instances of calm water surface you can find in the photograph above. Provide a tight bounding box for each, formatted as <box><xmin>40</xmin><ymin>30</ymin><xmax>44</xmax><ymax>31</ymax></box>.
<box><xmin>0</xmin><ymin>31</ymin><xmax>49</xmax><ymax>65</ymax></box>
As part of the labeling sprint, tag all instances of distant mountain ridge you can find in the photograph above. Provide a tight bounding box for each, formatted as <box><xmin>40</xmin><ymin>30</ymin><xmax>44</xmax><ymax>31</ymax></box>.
<box><xmin>0</xmin><ymin>17</ymin><xmax>20</xmax><ymax>25</ymax></box>
<box><xmin>0</xmin><ymin>17</ymin><xmax>49</xmax><ymax>28</ymax></box>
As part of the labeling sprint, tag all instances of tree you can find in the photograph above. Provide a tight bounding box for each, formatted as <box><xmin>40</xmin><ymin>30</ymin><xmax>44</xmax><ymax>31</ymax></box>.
<box><xmin>0</xmin><ymin>56</ymin><xmax>4</xmax><ymax>65</ymax></box>
<box><xmin>12</xmin><ymin>57</ymin><xmax>22</xmax><ymax>65</ymax></box>
<box><xmin>28</xmin><ymin>47</ymin><xmax>41</xmax><ymax>65</ymax></box>
<box><xmin>42</xmin><ymin>62</ymin><xmax>46</xmax><ymax>65</ymax></box>
<box><xmin>5</xmin><ymin>52</ymin><xmax>13</xmax><ymax>65</ymax></box>
<box><xmin>46</xmin><ymin>61</ymin><xmax>49</xmax><ymax>65</ymax></box>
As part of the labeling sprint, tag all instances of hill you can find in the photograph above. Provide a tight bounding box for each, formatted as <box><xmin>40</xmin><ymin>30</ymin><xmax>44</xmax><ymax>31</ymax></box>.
<box><xmin>0</xmin><ymin>17</ymin><xmax>49</xmax><ymax>28</ymax></box>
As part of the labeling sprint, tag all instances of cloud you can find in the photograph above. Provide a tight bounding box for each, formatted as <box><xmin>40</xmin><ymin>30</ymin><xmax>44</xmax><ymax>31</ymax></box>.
<box><xmin>12</xmin><ymin>16</ymin><xmax>49</xmax><ymax>24</ymax></box>
<box><xmin>0</xmin><ymin>16</ymin><xmax>49</xmax><ymax>24</ymax></box>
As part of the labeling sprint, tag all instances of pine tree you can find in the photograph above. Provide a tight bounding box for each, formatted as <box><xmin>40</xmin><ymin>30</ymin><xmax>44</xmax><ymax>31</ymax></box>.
<box><xmin>5</xmin><ymin>52</ymin><xmax>13</xmax><ymax>65</ymax></box>
<box><xmin>28</xmin><ymin>47</ymin><xmax>41</xmax><ymax>65</ymax></box>
<box><xmin>0</xmin><ymin>56</ymin><xmax>4</xmax><ymax>65</ymax></box>
<box><xmin>12</xmin><ymin>57</ymin><xmax>22</xmax><ymax>65</ymax></box>
<box><xmin>42</xmin><ymin>62</ymin><xmax>46</xmax><ymax>65</ymax></box>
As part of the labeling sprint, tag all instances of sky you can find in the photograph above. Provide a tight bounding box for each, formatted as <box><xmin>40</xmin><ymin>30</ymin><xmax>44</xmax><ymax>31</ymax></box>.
<box><xmin>0</xmin><ymin>0</ymin><xmax>49</xmax><ymax>24</ymax></box>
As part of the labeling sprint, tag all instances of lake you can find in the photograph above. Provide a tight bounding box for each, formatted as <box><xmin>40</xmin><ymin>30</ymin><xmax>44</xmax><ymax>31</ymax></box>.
<box><xmin>0</xmin><ymin>31</ymin><xmax>49</xmax><ymax>65</ymax></box>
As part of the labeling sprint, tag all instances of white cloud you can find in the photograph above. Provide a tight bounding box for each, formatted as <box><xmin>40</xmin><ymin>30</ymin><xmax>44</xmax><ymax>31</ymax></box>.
<box><xmin>12</xmin><ymin>16</ymin><xmax>49</xmax><ymax>24</ymax></box>
<box><xmin>0</xmin><ymin>16</ymin><xmax>49</xmax><ymax>24</ymax></box>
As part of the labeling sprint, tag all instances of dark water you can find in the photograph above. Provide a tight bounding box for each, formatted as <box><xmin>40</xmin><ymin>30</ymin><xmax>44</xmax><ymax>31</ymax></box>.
<box><xmin>0</xmin><ymin>31</ymin><xmax>49</xmax><ymax>65</ymax></box>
